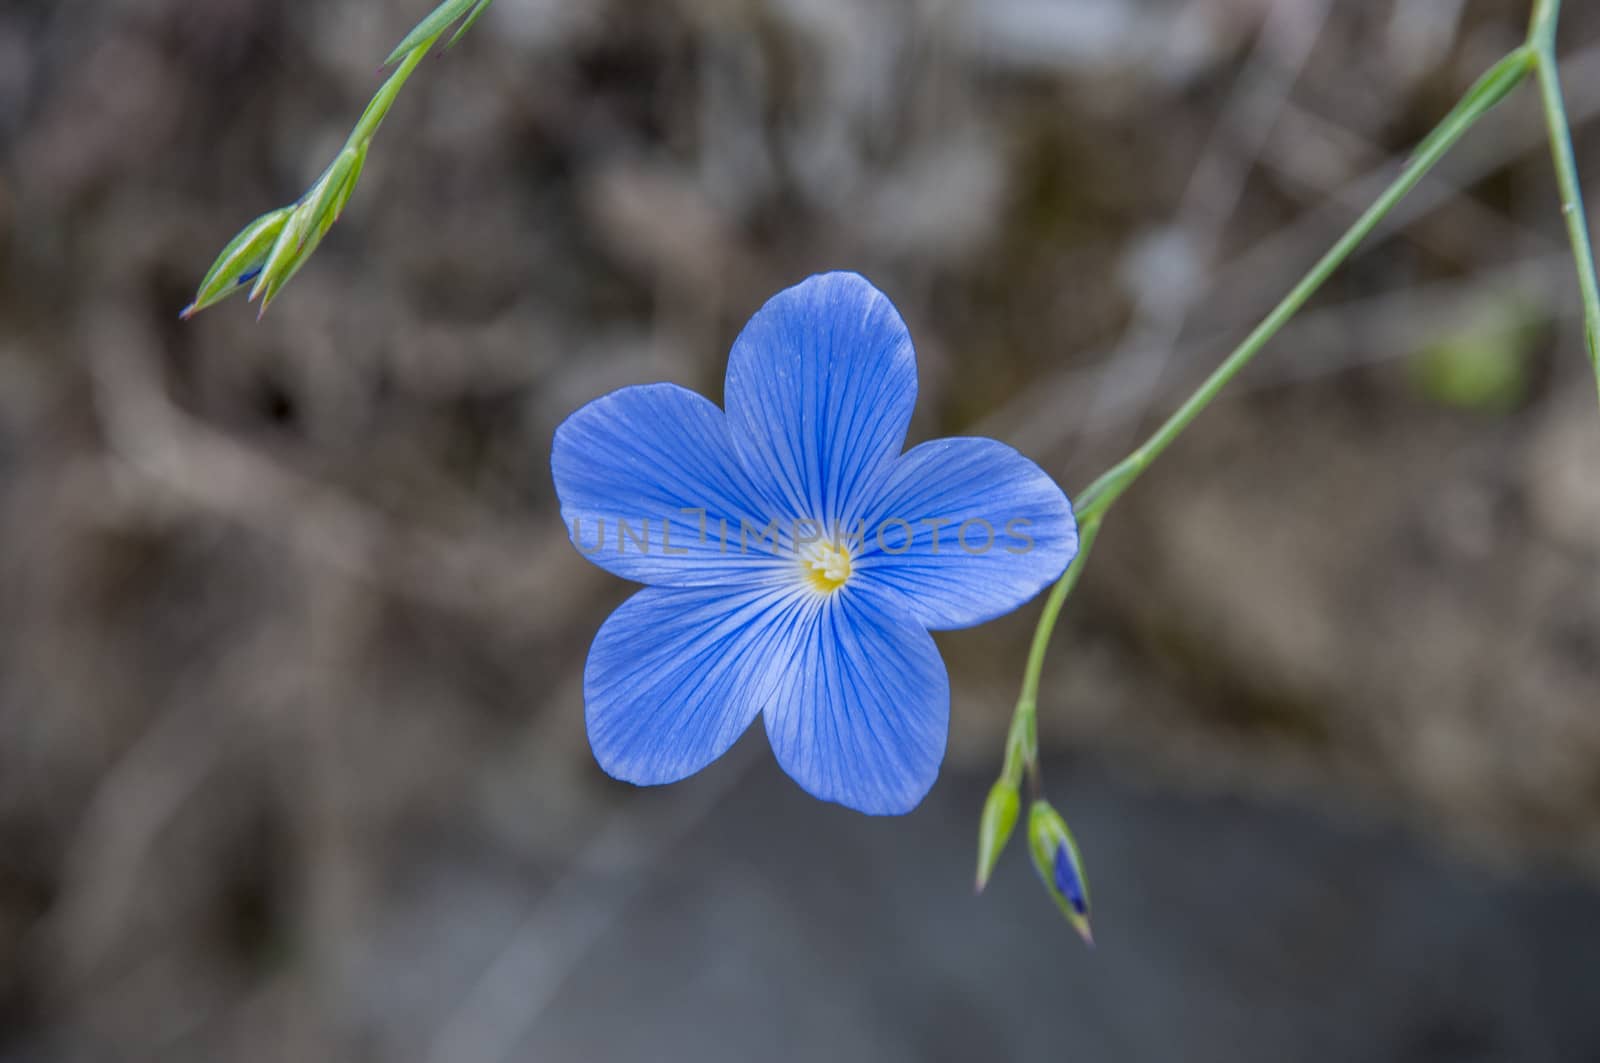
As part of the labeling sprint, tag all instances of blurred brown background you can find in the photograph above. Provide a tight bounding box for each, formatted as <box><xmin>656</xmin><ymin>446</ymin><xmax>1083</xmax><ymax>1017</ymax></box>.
<box><xmin>3</xmin><ymin>0</ymin><xmax>1600</xmax><ymax>1060</ymax></box>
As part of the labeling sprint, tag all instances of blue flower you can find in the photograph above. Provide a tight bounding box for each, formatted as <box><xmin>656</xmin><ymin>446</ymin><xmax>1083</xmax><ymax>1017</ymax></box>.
<box><xmin>551</xmin><ymin>272</ymin><xmax>1078</xmax><ymax>814</ymax></box>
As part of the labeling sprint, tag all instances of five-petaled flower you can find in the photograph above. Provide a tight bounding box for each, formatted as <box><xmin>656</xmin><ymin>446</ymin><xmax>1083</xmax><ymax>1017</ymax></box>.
<box><xmin>551</xmin><ymin>272</ymin><xmax>1078</xmax><ymax>814</ymax></box>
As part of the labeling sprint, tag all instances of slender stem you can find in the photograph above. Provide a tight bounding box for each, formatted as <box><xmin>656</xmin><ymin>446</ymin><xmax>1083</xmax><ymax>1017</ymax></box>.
<box><xmin>1010</xmin><ymin>517</ymin><xmax>1100</xmax><ymax>794</ymax></box>
<box><xmin>351</xmin><ymin>41</ymin><xmax>433</xmax><ymax>149</ymax></box>
<box><xmin>1529</xmin><ymin>0</ymin><xmax>1600</xmax><ymax>404</ymax></box>
<box><xmin>1530</xmin><ymin>0</ymin><xmax>1561</xmax><ymax>46</ymax></box>
<box><xmin>995</xmin><ymin>44</ymin><xmax>1541</xmax><ymax>798</ymax></box>
<box><xmin>184</xmin><ymin>0</ymin><xmax>494</xmax><ymax>318</ymax></box>
<box><xmin>1073</xmin><ymin>46</ymin><xmax>1535</xmax><ymax>523</ymax></box>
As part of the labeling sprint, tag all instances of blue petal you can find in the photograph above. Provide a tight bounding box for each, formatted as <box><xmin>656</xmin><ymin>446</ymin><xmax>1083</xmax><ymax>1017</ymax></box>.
<box><xmin>853</xmin><ymin>437</ymin><xmax>1077</xmax><ymax>630</ymax></box>
<box><xmin>585</xmin><ymin>583</ymin><xmax>818</xmax><ymax>785</ymax></box>
<box><xmin>763</xmin><ymin>583</ymin><xmax>948</xmax><ymax>815</ymax></box>
<box><xmin>723</xmin><ymin>272</ymin><xmax>917</xmax><ymax>526</ymax></box>
<box><xmin>552</xmin><ymin>383</ymin><xmax>791</xmax><ymax>587</ymax></box>
<box><xmin>1054</xmin><ymin>842</ymin><xmax>1089</xmax><ymax>916</ymax></box>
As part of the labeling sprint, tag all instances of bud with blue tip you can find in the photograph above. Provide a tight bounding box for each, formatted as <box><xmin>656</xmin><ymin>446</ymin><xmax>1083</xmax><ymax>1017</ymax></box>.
<box><xmin>180</xmin><ymin>206</ymin><xmax>292</xmax><ymax>319</ymax></box>
<box><xmin>1027</xmin><ymin>799</ymin><xmax>1093</xmax><ymax>947</ymax></box>
<box><xmin>182</xmin><ymin>0</ymin><xmax>495</xmax><ymax>320</ymax></box>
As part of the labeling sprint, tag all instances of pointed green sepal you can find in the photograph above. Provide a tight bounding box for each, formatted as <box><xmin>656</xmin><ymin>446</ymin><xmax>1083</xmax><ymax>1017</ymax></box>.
<box><xmin>384</xmin><ymin>0</ymin><xmax>478</xmax><ymax>67</ymax></box>
<box><xmin>975</xmin><ymin>778</ymin><xmax>1021</xmax><ymax>893</ymax></box>
<box><xmin>245</xmin><ymin>147</ymin><xmax>362</xmax><ymax>314</ymax></box>
<box><xmin>181</xmin><ymin>206</ymin><xmax>293</xmax><ymax>319</ymax></box>
<box><xmin>1027</xmin><ymin>800</ymin><xmax>1093</xmax><ymax>947</ymax></box>
<box><xmin>330</xmin><ymin>141</ymin><xmax>370</xmax><ymax>222</ymax></box>
<box><xmin>308</xmin><ymin>146</ymin><xmax>363</xmax><ymax>236</ymax></box>
<box><xmin>248</xmin><ymin>193</ymin><xmax>315</xmax><ymax>302</ymax></box>
<box><xmin>1000</xmin><ymin>706</ymin><xmax>1033</xmax><ymax>789</ymax></box>
<box><xmin>251</xmin><ymin>214</ymin><xmax>325</xmax><ymax>314</ymax></box>
<box><xmin>448</xmin><ymin>0</ymin><xmax>495</xmax><ymax>49</ymax></box>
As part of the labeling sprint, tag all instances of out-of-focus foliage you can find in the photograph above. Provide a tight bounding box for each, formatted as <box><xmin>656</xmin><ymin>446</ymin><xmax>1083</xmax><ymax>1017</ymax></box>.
<box><xmin>1410</xmin><ymin>298</ymin><xmax>1541</xmax><ymax>411</ymax></box>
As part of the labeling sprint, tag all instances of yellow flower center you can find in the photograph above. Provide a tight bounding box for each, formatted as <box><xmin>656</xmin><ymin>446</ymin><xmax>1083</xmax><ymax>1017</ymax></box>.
<box><xmin>804</xmin><ymin>541</ymin><xmax>853</xmax><ymax>593</ymax></box>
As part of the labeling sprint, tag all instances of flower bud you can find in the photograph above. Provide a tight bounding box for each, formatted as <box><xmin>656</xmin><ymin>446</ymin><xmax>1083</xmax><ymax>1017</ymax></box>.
<box><xmin>1027</xmin><ymin>799</ymin><xmax>1093</xmax><ymax>947</ymax></box>
<box><xmin>974</xmin><ymin>778</ymin><xmax>1021</xmax><ymax>893</ymax></box>
<box><xmin>249</xmin><ymin>145</ymin><xmax>365</xmax><ymax>312</ymax></box>
<box><xmin>181</xmin><ymin>206</ymin><xmax>292</xmax><ymax>318</ymax></box>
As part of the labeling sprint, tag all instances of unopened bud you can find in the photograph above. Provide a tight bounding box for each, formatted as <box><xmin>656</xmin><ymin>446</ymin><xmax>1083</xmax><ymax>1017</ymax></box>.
<box><xmin>181</xmin><ymin>206</ymin><xmax>292</xmax><ymax>318</ymax></box>
<box><xmin>249</xmin><ymin>145</ymin><xmax>364</xmax><ymax>313</ymax></box>
<box><xmin>1027</xmin><ymin>799</ymin><xmax>1093</xmax><ymax>947</ymax></box>
<box><xmin>974</xmin><ymin>778</ymin><xmax>1021</xmax><ymax>893</ymax></box>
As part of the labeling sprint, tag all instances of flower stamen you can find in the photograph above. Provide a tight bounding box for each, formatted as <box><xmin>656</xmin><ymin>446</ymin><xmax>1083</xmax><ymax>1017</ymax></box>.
<box><xmin>804</xmin><ymin>541</ymin><xmax>853</xmax><ymax>593</ymax></box>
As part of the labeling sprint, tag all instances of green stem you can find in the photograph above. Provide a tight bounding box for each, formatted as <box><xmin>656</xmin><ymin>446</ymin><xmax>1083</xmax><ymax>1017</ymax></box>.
<box><xmin>351</xmin><ymin>38</ymin><xmax>434</xmax><ymax>149</ymax></box>
<box><xmin>1009</xmin><ymin>517</ymin><xmax>1100</xmax><ymax>793</ymax></box>
<box><xmin>995</xmin><ymin>43</ymin><xmax>1541</xmax><ymax>793</ymax></box>
<box><xmin>1529</xmin><ymin>0</ymin><xmax>1600</xmax><ymax>404</ymax></box>
<box><xmin>184</xmin><ymin>0</ymin><xmax>493</xmax><ymax>317</ymax></box>
<box><xmin>1073</xmin><ymin>45</ymin><xmax>1536</xmax><ymax>523</ymax></box>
